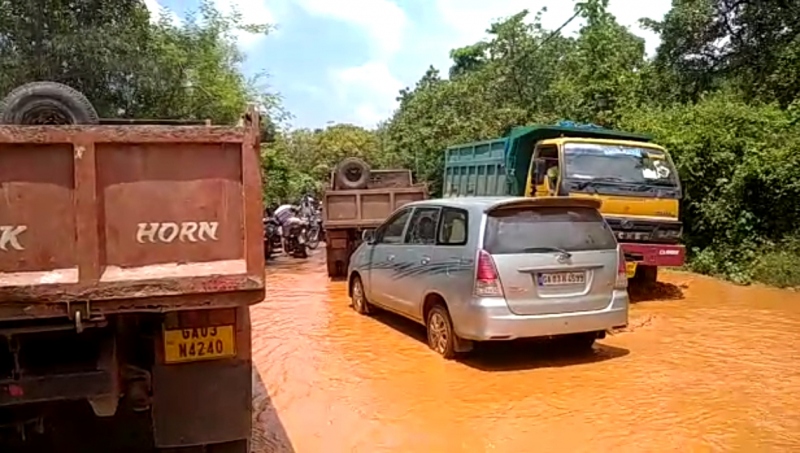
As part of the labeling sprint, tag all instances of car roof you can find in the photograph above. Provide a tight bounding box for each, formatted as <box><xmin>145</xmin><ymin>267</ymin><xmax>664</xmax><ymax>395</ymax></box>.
<box><xmin>401</xmin><ymin>196</ymin><xmax>602</xmax><ymax>213</ymax></box>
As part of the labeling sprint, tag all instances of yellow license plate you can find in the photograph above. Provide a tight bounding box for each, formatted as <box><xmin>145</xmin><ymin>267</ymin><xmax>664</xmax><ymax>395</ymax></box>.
<box><xmin>625</xmin><ymin>262</ymin><xmax>638</xmax><ymax>278</ymax></box>
<box><xmin>163</xmin><ymin>325</ymin><xmax>236</xmax><ymax>364</ymax></box>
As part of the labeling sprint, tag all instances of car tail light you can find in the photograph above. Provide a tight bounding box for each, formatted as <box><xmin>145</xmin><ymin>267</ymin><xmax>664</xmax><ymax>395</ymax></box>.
<box><xmin>615</xmin><ymin>247</ymin><xmax>628</xmax><ymax>289</ymax></box>
<box><xmin>474</xmin><ymin>249</ymin><xmax>504</xmax><ymax>297</ymax></box>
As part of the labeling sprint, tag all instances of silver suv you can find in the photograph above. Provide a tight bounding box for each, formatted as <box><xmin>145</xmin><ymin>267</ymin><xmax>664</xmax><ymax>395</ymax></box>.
<box><xmin>347</xmin><ymin>196</ymin><xmax>629</xmax><ymax>359</ymax></box>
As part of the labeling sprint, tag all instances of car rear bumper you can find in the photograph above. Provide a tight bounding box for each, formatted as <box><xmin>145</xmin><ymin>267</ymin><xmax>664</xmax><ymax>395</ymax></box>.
<box><xmin>621</xmin><ymin>242</ymin><xmax>685</xmax><ymax>267</ymax></box>
<box><xmin>451</xmin><ymin>290</ymin><xmax>629</xmax><ymax>341</ymax></box>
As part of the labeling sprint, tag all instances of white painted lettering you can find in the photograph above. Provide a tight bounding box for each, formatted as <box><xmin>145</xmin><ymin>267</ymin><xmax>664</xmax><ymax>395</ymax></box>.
<box><xmin>0</xmin><ymin>225</ymin><xmax>27</xmax><ymax>251</ymax></box>
<box><xmin>179</xmin><ymin>222</ymin><xmax>199</xmax><ymax>242</ymax></box>
<box><xmin>136</xmin><ymin>221</ymin><xmax>220</xmax><ymax>244</ymax></box>
<box><xmin>198</xmin><ymin>222</ymin><xmax>219</xmax><ymax>241</ymax></box>
<box><xmin>136</xmin><ymin>223</ymin><xmax>160</xmax><ymax>243</ymax></box>
<box><xmin>157</xmin><ymin>222</ymin><xmax>180</xmax><ymax>243</ymax></box>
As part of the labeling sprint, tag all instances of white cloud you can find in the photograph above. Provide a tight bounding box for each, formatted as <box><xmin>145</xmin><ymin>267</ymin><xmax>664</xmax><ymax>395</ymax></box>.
<box><xmin>330</xmin><ymin>61</ymin><xmax>404</xmax><ymax>126</ymax></box>
<box><xmin>331</xmin><ymin>0</ymin><xmax>673</xmax><ymax>128</ymax></box>
<box><xmin>213</xmin><ymin>0</ymin><xmax>276</xmax><ymax>48</ymax></box>
<box><xmin>433</xmin><ymin>0</ymin><xmax>672</xmax><ymax>59</ymax></box>
<box><xmin>144</xmin><ymin>0</ymin><xmax>274</xmax><ymax>47</ymax></box>
<box><xmin>293</xmin><ymin>0</ymin><xmax>408</xmax><ymax>58</ymax></box>
<box><xmin>143</xmin><ymin>0</ymin><xmax>182</xmax><ymax>25</ymax></box>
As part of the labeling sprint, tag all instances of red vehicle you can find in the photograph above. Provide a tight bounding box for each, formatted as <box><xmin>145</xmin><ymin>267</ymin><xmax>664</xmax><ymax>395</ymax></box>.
<box><xmin>0</xmin><ymin>82</ymin><xmax>264</xmax><ymax>451</ymax></box>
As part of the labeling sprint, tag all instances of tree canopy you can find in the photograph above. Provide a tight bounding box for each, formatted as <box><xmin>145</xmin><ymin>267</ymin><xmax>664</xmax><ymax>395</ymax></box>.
<box><xmin>269</xmin><ymin>0</ymin><xmax>800</xmax><ymax>286</ymax></box>
<box><xmin>0</xmin><ymin>0</ymin><xmax>277</xmax><ymax>124</ymax></box>
<box><xmin>3</xmin><ymin>0</ymin><xmax>800</xmax><ymax>287</ymax></box>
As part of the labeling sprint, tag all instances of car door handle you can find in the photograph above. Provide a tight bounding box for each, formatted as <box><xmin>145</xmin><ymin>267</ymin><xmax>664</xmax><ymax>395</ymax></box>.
<box><xmin>420</xmin><ymin>256</ymin><xmax>431</xmax><ymax>265</ymax></box>
<box><xmin>387</xmin><ymin>254</ymin><xmax>395</xmax><ymax>261</ymax></box>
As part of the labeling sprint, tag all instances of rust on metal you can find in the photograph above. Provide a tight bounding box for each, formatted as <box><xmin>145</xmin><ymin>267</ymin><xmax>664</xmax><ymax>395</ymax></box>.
<box><xmin>0</xmin><ymin>125</ymin><xmax>246</xmax><ymax>144</ymax></box>
<box><xmin>323</xmin><ymin>186</ymin><xmax>428</xmax><ymax>229</ymax></box>
<box><xmin>0</xmin><ymin>107</ymin><xmax>265</xmax><ymax>314</ymax></box>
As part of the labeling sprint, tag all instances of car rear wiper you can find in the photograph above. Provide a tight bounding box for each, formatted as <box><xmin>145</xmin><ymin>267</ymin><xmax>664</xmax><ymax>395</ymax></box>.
<box><xmin>522</xmin><ymin>246</ymin><xmax>572</xmax><ymax>258</ymax></box>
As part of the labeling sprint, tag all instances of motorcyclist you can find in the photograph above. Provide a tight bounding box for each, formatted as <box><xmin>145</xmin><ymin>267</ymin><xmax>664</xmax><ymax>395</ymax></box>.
<box><xmin>273</xmin><ymin>203</ymin><xmax>298</xmax><ymax>227</ymax></box>
<box><xmin>273</xmin><ymin>203</ymin><xmax>309</xmax><ymax>256</ymax></box>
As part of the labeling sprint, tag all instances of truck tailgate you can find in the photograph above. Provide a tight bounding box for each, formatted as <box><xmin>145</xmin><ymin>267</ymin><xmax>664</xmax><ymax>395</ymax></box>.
<box><xmin>0</xmin><ymin>115</ymin><xmax>264</xmax><ymax>312</ymax></box>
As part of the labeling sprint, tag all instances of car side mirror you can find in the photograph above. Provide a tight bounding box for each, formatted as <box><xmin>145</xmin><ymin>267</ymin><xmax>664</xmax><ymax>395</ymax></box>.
<box><xmin>534</xmin><ymin>158</ymin><xmax>547</xmax><ymax>184</ymax></box>
<box><xmin>362</xmin><ymin>229</ymin><xmax>375</xmax><ymax>244</ymax></box>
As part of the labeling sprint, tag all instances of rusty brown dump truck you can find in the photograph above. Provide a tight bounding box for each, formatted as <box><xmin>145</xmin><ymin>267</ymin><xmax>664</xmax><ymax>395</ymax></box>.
<box><xmin>324</xmin><ymin>158</ymin><xmax>427</xmax><ymax>278</ymax></box>
<box><xmin>0</xmin><ymin>82</ymin><xmax>263</xmax><ymax>451</ymax></box>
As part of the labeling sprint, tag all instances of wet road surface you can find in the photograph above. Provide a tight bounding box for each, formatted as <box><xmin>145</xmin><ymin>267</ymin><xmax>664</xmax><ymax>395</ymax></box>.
<box><xmin>253</xmin><ymin>251</ymin><xmax>800</xmax><ymax>452</ymax></box>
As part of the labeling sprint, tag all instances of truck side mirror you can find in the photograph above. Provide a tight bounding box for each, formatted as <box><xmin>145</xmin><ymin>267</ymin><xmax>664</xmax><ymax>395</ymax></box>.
<box><xmin>533</xmin><ymin>158</ymin><xmax>547</xmax><ymax>184</ymax></box>
<box><xmin>362</xmin><ymin>229</ymin><xmax>375</xmax><ymax>244</ymax></box>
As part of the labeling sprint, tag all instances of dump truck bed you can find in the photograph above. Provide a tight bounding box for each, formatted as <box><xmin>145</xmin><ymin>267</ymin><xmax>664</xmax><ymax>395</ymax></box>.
<box><xmin>0</xmin><ymin>111</ymin><xmax>264</xmax><ymax>319</ymax></box>
<box><xmin>323</xmin><ymin>169</ymin><xmax>427</xmax><ymax>229</ymax></box>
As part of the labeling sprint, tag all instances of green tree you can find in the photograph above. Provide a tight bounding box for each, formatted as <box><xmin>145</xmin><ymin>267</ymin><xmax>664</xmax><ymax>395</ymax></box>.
<box><xmin>646</xmin><ymin>0</ymin><xmax>800</xmax><ymax>105</ymax></box>
<box><xmin>0</xmin><ymin>0</ymin><xmax>278</xmax><ymax>124</ymax></box>
<box><xmin>376</xmin><ymin>0</ymin><xmax>800</xmax><ymax>286</ymax></box>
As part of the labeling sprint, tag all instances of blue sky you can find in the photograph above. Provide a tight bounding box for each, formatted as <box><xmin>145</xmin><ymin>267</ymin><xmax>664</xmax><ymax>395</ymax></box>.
<box><xmin>145</xmin><ymin>0</ymin><xmax>672</xmax><ymax>129</ymax></box>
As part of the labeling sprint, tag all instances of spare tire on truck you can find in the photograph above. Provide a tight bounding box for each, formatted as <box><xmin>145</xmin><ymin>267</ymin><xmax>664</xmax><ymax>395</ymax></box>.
<box><xmin>0</xmin><ymin>81</ymin><xmax>99</xmax><ymax>125</ymax></box>
<box><xmin>335</xmin><ymin>157</ymin><xmax>371</xmax><ymax>190</ymax></box>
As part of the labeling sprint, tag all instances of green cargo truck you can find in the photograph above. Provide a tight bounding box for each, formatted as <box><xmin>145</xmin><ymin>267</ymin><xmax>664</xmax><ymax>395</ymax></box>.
<box><xmin>442</xmin><ymin>123</ymin><xmax>685</xmax><ymax>284</ymax></box>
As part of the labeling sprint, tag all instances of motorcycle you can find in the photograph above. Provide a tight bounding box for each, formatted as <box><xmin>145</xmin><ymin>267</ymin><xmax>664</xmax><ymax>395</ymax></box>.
<box><xmin>299</xmin><ymin>194</ymin><xmax>323</xmax><ymax>250</ymax></box>
<box><xmin>263</xmin><ymin>217</ymin><xmax>282</xmax><ymax>260</ymax></box>
<box><xmin>306</xmin><ymin>209</ymin><xmax>323</xmax><ymax>250</ymax></box>
<box><xmin>282</xmin><ymin>215</ymin><xmax>309</xmax><ymax>259</ymax></box>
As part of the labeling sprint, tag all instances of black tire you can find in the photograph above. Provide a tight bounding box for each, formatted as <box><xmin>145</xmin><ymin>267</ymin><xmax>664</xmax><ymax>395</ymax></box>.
<box><xmin>263</xmin><ymin>239</ymin><xmax>272</xmax><ymax>260</ymax></box>
<box><xmin>350</xmin><ymin>275</ymin><xmax>372</xmax><ymax>315</ymax></box>
<box><xmin>0</xmin><ymin>81</ymin><xmax>99</xmax><ymax>125</ymax></box>
<box><xmin>158</xmin><ymin>440</ymin><xmax>248</xmax><ymax>453</ymax></box>
<box><xmin>633</xmin><ymin>265</ymin><xmax>658</xmax><ymax>285</ymax></box>
<box><xmin>306</xmin><ymin>227</ymin><xmax>320</xmax><ymax>250</ymax></box>
<box><xmin>562</xmin><ymin>332</ymin><xmax>597</xmax><ymax>352</ymax></box>
<box><xmin>426</xmin><ymin>304</ymin><xmax>456</xmax><ymax>359</ymax></box>
<box><xmin>335</xmin><ymin>157</ymin><xmax>371</xmax><ymax>190</ymax></box>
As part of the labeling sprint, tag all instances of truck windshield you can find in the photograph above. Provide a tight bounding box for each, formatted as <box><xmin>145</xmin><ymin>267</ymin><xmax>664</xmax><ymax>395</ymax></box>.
<box><xmin>563</xmin><ymin>142</ymin><xmax>678</xmax><ymax>187</ymax></box>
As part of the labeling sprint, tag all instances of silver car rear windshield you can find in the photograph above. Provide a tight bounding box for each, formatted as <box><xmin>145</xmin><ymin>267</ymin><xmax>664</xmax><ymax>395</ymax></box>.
<box><xmin>483</xmin><ymin>206</ymin><xmax>617</xmax><ymax>254</ymax></box>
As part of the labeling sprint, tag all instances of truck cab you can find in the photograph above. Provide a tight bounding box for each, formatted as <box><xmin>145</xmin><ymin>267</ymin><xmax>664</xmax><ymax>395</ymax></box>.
<box><xmin>525</xmin><ymin>137</ymin><xmax>684</xmax><ymax>282</ymax></box>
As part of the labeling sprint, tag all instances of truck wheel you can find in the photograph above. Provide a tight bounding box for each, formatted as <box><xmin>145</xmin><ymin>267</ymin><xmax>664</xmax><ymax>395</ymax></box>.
<box><xmin>561</xmin><ymin>332</ymin><xmax>597</xmax><ymax>352</ymax></box>
<box><xmin>0</xmin><ymin>81</ymin><xmax>99</xmax><ymax>125</ymax></box>
<box><xmin>633</xmin><ymin>265</ymin><xmax>658</xmax><ymax>286</ymax></box>
<box><xmin>350</xmin><ymin>275</ymin><xmax>372</xmax><ymax>315</ymax></box>
<box><xmin>335</xmin><ymin>157</ymin><xmax>370</xmax><ymax>190</ymax></box>
<box><xmin>426</xmin><ymin>304</ymin><xmax>456</xmax><ymax>359</ymax></box>
<box><xmin>159</xmin><ymin>440</ymin><xmax>248</xmax><ymax>453</ymax></box>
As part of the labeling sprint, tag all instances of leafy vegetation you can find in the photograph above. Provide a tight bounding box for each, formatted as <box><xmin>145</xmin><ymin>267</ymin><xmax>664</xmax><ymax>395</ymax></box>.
<box><xmin>269</xmin><ymin>0</ymin><xmax>800</xmax><ymax>287</ymax></box>
<box><xmin>0</xmin><ymin>0</ymin><xmax>280</xmax><ymax>124</ymax></box>
<box><xmin>3</xmin><ymin>0</ymin><xmax>799</xmax><ymax>286</ymax></box>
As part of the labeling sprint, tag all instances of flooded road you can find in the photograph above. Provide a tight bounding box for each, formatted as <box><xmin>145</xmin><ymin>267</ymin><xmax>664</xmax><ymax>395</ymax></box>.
<box><xmin>252</xmin><ymin>251</ymin><xmax>800</xmax><ymax>452</ymax></box>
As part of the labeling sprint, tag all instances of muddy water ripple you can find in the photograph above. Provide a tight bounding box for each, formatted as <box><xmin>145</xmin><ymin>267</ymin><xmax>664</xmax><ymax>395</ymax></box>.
<box><xmin>252</xmin><ymin>252</ymin><xmax>800</xmax><ymax>452</ymax></box>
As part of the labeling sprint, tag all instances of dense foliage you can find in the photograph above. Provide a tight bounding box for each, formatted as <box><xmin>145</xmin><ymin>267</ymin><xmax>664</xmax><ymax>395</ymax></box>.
<box><xmin>0</xmin><ymin>0</ymin><xmax>278</xmax><ymax>124</ymax></box>
<box><xmin>270</xmin><ymin>0</ymin><xmax>800</xmax><ymax>286</ymax></box>
<box><xmin>4</xmin><ymin>0</ymin><xmax>799</xmax><ymax>286</ymax></box>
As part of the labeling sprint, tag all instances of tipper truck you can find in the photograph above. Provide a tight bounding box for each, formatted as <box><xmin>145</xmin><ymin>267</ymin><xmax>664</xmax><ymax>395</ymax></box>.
<box><xmin>443</xmin><ymin>122</ymin><xmax>685</xmax><ymax>284</ymax></box>
<box><xmin>324</xmin><ymin>158</ymin><xmax>427</xmax><ymax>278</ymax></box>
<box><xmin>0</xmin><ymin>82</ymin><xmax>264</xmax><ymax>451</ymax></box>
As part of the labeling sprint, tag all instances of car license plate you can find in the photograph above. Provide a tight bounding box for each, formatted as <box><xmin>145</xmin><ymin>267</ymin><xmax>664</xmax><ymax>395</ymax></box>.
<box><xmin>538</xmin><ymin>271</ymin><xmax>585</xmax><ymax>286</ymax></box>
<box><xmin>626</xmin><ymin>262</ymin><xmax>638</xmax><ymax>278</ymax></box>
<box><xmin>163</xmin><ymin>325</ymin><xmax>236</xmax><ymax>364</ymax></box>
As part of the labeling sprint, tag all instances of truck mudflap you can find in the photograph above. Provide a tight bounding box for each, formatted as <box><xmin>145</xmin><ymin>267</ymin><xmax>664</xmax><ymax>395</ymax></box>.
<box><xmin>621</xmin><ymin>243</ymin><xmax>685</xmax><ymax>267</ymax></box>
<box><xmin>151</xmin><ymin>306</ymin><xmax>252</xmax><ymax>448</ymax></box>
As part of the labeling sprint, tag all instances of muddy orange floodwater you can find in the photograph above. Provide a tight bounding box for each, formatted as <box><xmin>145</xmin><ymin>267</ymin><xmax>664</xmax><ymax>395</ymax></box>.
<box><xmin>252</xmin><ymin>252</ymin><xmax>800</xmax><ymax>453</ymax></box>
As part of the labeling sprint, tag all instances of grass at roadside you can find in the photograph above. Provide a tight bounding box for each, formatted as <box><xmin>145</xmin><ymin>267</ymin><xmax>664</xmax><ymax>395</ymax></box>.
<box><xmin>685</xmin><ymin>238</ymin><xmax>800</xmax><ymax>289</ymax></box>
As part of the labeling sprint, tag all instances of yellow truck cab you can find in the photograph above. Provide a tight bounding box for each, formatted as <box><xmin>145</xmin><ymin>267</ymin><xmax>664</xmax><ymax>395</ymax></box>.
<box><xmin>443</xmin><ymin>123</ymin><xmax>684</xmax><ymax>283</ymax></box>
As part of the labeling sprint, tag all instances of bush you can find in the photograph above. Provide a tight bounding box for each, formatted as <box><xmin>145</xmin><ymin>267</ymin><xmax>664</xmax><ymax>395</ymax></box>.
<box><xmin>619</xmin><ymin>91</ymin><xmax>800</xmax><ymax>285</ymax></box>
